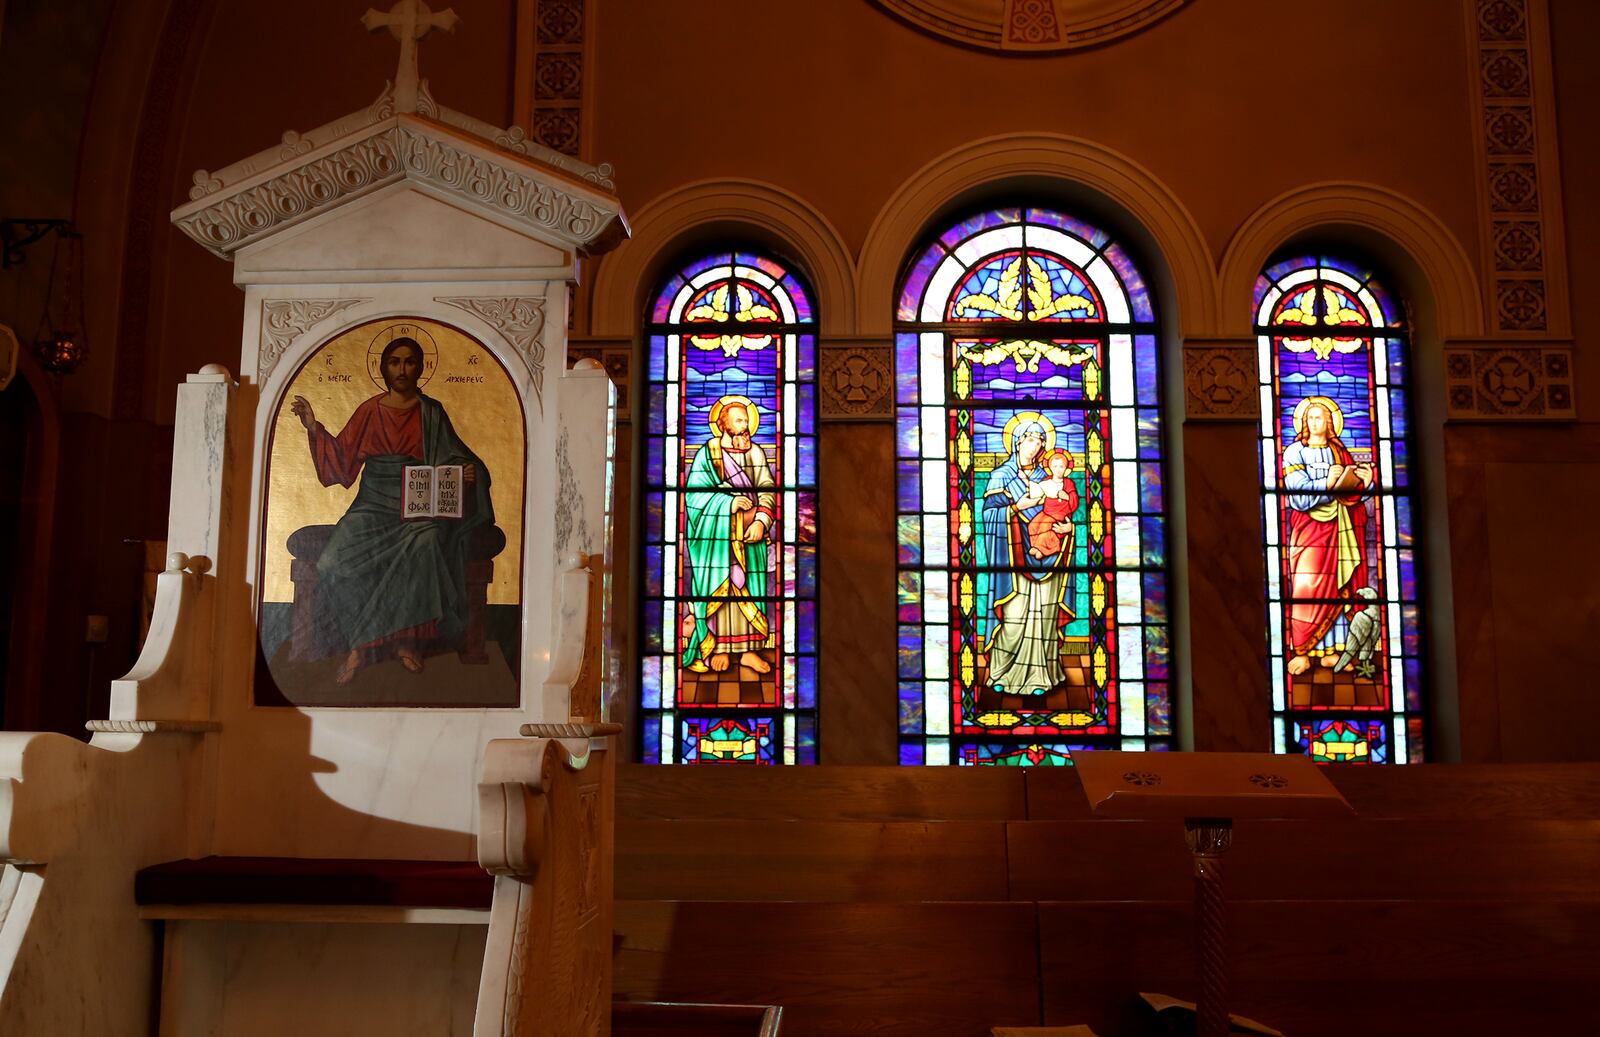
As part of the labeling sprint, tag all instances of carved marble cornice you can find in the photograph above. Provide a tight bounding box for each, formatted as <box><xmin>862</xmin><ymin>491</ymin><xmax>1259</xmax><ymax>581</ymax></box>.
<box><xmin>171</xmin><ymin>108</ymin><xmax>626</xmax><ymax>262</ymax></box>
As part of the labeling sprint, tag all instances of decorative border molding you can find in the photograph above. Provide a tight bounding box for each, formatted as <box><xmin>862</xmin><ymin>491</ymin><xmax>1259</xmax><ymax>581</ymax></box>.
<box><xmin>172</xmin><ymin>119</ymin><xmax>625</xmax><ymax>262</ymax></box>
<box><xmin>820</xmin><ymin>341</ymin><xmax>893</xmax><ymax>421</ymax></box>
<box><xmin>1443</xmin><ymin>341</ymin><xmax>1575</xmax><ymax>420</ymax></box>
<box><xmin>435</xmin><ymin>295</ymin><xmax>548</xmax><ymax>408</ymax></box>
<box><xmin>871</xmin><ymin>0</ymin><xmax>1186</xmax><ymax>53</ymax></box>
<box><xmin>259</xmin><ymin>298</ymin><xmax>367</xmax><ymax>381</ymax></box>
<box><xmin>85</xmin><ymin>719</ymin><xmax>221</xmax><ymax>734</ymax></box>
<box><xmin>1468</xmin><ymin>0</ymin><xmax>1569</xmax><ymax>335</ymax></box>
<box><xmin>1181</xmin><ymin>340</ymin><xmax>1258</xmax><ymax>421</ymax></box>
<box><xmin>525</xmin><ymin>0</ymin><xmax>590</xmax><ymax>158</ymax></box>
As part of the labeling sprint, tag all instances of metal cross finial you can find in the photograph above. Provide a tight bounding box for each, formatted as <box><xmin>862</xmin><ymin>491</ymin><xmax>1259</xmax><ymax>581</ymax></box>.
<box><xmin>363</xmin><ymin>0</ymin><xmax>459</xmax><ymax>113</ymax></box>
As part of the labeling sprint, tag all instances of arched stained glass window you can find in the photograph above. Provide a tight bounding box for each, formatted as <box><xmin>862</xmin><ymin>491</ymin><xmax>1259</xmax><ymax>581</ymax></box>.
<box><xmin>895</xmin><ymin>208</ymin><xmax>1171</xmax><ymax>766</ymax></box>
<box><xmin>1256</xmin><ymin>255</ymin><xmax>1425</xmax><ymax>764</ymax></box>
<box><xmin>640</xmin><ymin>252</ymin><xmax>818</xmax><ymax>765</ymax></box>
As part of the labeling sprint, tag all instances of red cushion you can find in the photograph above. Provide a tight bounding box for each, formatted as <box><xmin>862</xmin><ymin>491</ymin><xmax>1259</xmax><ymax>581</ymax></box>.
<box><xmin>134</xmin><ymin>856</ymin><xmax>493</xmax><ymax>909</ymax></box>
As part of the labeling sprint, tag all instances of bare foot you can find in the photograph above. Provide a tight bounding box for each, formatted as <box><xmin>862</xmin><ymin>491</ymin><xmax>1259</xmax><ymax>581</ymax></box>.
<box><xmin>1287</xmin><ymin>655</ymin><xmax>1310</xmax><ymax>675</ymax></box>
<box><xmin>335</xmin><ymin>649</ymin><xmax>362</xmax><ymax>686</ymax></box>
<box><xmin>1319</xmin><ymin>653</ymin><xmax>1339</xmax><ymax>668</ymax></box>
<box><xmin>709</xmin><ymin>653</ymin><xmax>730</xmax><ymax>672</ymax></box>
<box><xmin>740</xmin><ymin>651</ymin><xmax>771</xmax><ymax>675</ymax></box>
<box><xmin>396</xmin><ymin>646</ymin><xmax>424</xmax><ymax>674</ymax></box>
<box><xmin>1029</xmin><ymin>549</ymin><xmax>1044</xmax><ymax>559</ymax></box>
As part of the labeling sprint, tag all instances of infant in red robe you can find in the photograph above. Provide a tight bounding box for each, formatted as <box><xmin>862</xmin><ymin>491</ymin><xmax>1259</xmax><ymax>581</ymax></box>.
<box><xmin>1026</xmin><ymin>449</ymin><xmax>1079</xmax><ymax>560</ymax></box>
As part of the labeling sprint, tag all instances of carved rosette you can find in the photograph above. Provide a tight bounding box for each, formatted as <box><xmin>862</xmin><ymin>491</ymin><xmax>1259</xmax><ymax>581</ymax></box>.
<box><xmin>1182</xmin><ymin>343</ymin><xmax>1258</xmax><ymax>421</ymax></box>
<box><xmin>1472</xmin><ymin>0</ymin><xmax>1552</xmax><ymax>333</ymax></box>
<box><xmin>870</xmin><ymin>0</ymin><xmax>1186</xmax><ymax>52</ymax></box>
<box><xmin>1444</xmin><ymin>342</ymin><xmax>1575</xmax><ymax>420</ymax></box>
<box><xmin>435</xmin><ymin>295</ymin><xmax>548</xmax><ymax>408</ymax></box>
<box><xmin>259</xmin><ymin>299</ymin><xmax>367</xmax><ymax>381</ymax></box>
<box><xmin>172</xmin><ymin>123</ymin><xmax>623</xmax><ymax>261</ymax></box>
<box><xmin>529</xmin><ymin>0</ymin><xmax>587</xmax><ymax>157</ymax></box>
<box><xmin>819</xmin><ymin>342</ymin><xmax>893</xmax><ymax>420</ymax></box>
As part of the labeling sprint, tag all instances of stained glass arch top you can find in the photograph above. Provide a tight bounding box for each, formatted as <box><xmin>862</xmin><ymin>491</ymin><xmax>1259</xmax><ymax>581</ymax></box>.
<box><xmin>896</xmin><ymin>207</ymin><xmax>1170</xmax><ymax>767</ymax></box>
<box><xmin>641</xmin><ymin>251</ymin><xmax>819</xmax><ymax>765</ymax></box>
<box><xmin>1254</xmin><ymin>254</ymin><xmax>1425</xmax><ymax>764</ymax></box>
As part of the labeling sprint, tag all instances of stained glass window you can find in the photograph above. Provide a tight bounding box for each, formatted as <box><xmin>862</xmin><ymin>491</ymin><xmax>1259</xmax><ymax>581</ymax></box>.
<box><xmin>640</xmin><ymin>252</ymin><xmax>818</xmax><ymax>765</ymax></box>
<box><xmin>1255</xmin><ymin>255</ymin><xmax>1425</xmax><ymax>764</ymax></box>
<box><xmin>895</xmin><ymin>208</ymin><xmax>1171</xmax><ymax>766</ymax></box>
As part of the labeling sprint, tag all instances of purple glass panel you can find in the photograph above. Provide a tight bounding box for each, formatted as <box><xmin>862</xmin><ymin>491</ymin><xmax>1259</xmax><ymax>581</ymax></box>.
<box><xmin>1144</xmin><ymin>625</ymin><xmax>1170</xmax><ymax>681</ymax></box>
<box><xmin>1134</xmin><ymin>335</ymin><xmax>1160</xmax><ymax>403</ymax></box>
<box><xmin>899</xmin><ymin>742</ymin><xmax>926</xmax><ymax>766</ymax></box>
<box><xmin>1146</xmin><ymin>682</ymin><xmax>1172</xmax><ymax>735</ymax></box>
<box><xmin>939</xmin><ymin>207</ymin><xmax>1020</xmax><ymax>248</ymax></box>
<box><xmin>897</xmin><ymin>246</ymin><xmax>944</xmax><ymax>322</ymax></box>
<box><xmin>1104</xmin><ymin>242</ymin><xmax>1154</xmax><ymax>322</ymax></box>
<box><xmin>898</xmin><ymin>684</ymin><xmax>923</xmax><ymax>734</ymax></box>
<box><xmin>641</xmin><ymin>716</ymin><xmax>662</xmax><ymax>764</ymax></box>
<box><xmin>797</xmin><ymin>334</ymin><xmax>816</xmax><ymax>377</ymax></box>
<box><xmin>1025</xmin><ymin>207</ymin><xmax>1109</xmax><ymax>249</ymax></box>
<box><xmin>796</xmin><ymin>601</ymin><xmax>817</xmax><ymax>652</ymax></box>
<box><xmin>798</xmin><ymin>656</ymin><xmax>817</xmax><ymax>708</ymax></box>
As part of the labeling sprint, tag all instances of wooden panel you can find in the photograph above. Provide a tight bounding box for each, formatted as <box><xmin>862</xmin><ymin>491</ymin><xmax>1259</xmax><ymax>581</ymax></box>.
<box><xmin>1023</xmin><ymin>763</ymin><xmax>1600</xmax><ymax>821</ymax></box>
<box><xmin>1008</xmin><ymin>819</ymin><xmax>1600</xmax><ymax>902</ymax></box>
<box><xmin>1037</xmin><ymin>900</ymin><xmax>1600</xmax><ymax>1037</ymax></box>
<box><xmin>615</xmin><ymin>900</ymin><xmax>1040</xmax><ymax>1037</ymax></box>
<box><xmin>619</xmin><ymin>820</ymin><xmax>1009</xmax><ymax>902</ymax></box>
<box><xmin>618</xmin><ymin>764</ymin><xmax>1027</xmax><ymax>821</ymax></box>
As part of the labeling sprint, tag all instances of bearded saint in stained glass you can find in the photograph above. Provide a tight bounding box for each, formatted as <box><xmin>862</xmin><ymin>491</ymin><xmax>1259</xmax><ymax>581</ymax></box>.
<box><xmin>680</xmin><ymin>395</ymin><xmax>777</xmax><ymax>675</ymax></box>
<box><xmin>975</xmin><ymin>412</ymin><xmax>1076</xmax><ymax>696</ymax></box>
<box><xmin>1282</xmin><ymin>395</ymin><xmax>1374</xmax><ymax>675</ymax></box>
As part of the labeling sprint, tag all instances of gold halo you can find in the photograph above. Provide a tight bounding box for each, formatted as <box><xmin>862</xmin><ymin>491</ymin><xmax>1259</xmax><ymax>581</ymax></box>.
<box><xmin>708</xmin><ymin>394</ymin><xmax>759</xmax><ymax>436</ymax></box>
<box><xmin>1002</xmin><ymin>410</ymin><xmax>1055</xmax><ymax>457</ymax></box>
<box><xmin>367</xmin><ymin>322</ymin><xmax>439</xmax><ymax>391</ymax></box>
<box><xmin>1292</xmin><ymin>395</ymin><xmax>1344</xmax><ymax>440</ymax></box>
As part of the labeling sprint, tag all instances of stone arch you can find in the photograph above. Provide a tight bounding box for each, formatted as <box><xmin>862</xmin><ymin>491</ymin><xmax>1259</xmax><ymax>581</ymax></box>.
<box><xmin>588</xmin><ymin>179</ymin><xmax>856</xmax><ymax>338</ymax></box>
<box><xmin>1219</xmin><ymin>182</ymin><xmax>1483</xmax><ymax>340</ymax></box>
<box><xmin>856</xmin><ymin>132</ymin><xmax>1218</xmax><ymax>337</ymax></box>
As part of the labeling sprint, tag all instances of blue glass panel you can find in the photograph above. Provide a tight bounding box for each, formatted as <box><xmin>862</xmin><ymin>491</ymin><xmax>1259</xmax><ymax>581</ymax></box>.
<box><xmin>642</xmin><ymin>657</ymin><xmax>662</xmax><ymax>708</ymax></box>
<box><xmin>797</xmin><ymin>492</ymin><xmax>818</xmax><ymax>542</ymax></box>
<box><xmin>897</xmin><ymin>247</ymin><xmax>944</xmax><ymax>322</ymax></box>
<box><xmin>1146</xmin><ymin>682</ymin><xmax>1171</xmax><ymax>735</ymax></box>
<box><xmin>898</xmin><ymin>625</ymin><xmax>924</xmax><ymax>679</ymax></box>
<box><xmin>1402</xmin><ymin>604</ymin><xmax>1420</xmax><ymax>656</ymax></box>
<box><xmin>647</xmin><ymin>334</ymin><xmax>668</xmax><ymax>379</ymax></box>
<box><xmin>1398</xmin><ymin>548</ymin><xmax>1417</xmax><ymax>601</ymax></box>
<box><xmin>796</xmin><ymin>546</ymin><xmax>817</xmax><ymax>597</ymax></box>
<box><xmin>1389</xmin><ymin>385</ymin><xmax>1410</xmax><ymax>443</ymax></box>
<box><xmin>796</xmin><ymin>601</ymin><xmax>817</xmax><ymax>653</ymax></box>
<box><xmin>1319</xmin><ymin>254</ymin><xmax>1370</xmax><ymax>284</ymax></box>
<box><xmin>644</xmin><ymin>490</ymin><xmax>663</xmax><ymax>542</ymax></box>
<box><xmin>897</xmin><ymin>461</ymin><xmax>921</xmax><ymax>511</ymax></box>
<box><xmin>797</xmin><ymin>656</ymin><xmax>817</xmax><ymax>708</ymax></box>
<box><xmin>650</xmin><ymin>284</ymin><xmax>683</xmax><ymax>325</ymax></box>
<box><xmin>1027</xmin><ymin>252</ymin><xmax>1101</xmax><ymax>322</ymax></box>
<box><xmin>1025</xmin><ymin>208</ymin><xmax>1108</xmax><ymax>249</ymax></box>
<box><xmin>1134</xmin><ymin>335</ymin><xmax>1159</xmax><ymax>403</ymax></box>
<box><xmin>899</xmin><ymin>741</ymin><xmax>926</xmax><ymax>766</ymax></box>
<box><xmin>681</xmin><ymin>253</ymin><xmax>731</xmax><ymax>282</ymax></box>
<box><xmin>898</xmin><ymin>516</ymin><xmax>923</xmax><ymax>569</ymax></box>
<box><xmin>646</xmin><ymin>437</ymin><xmax>664</xmax><ymax>489</ymax></box>
<box><xmin>1144</xmin><ymin>625</ymin><xmax>1170</xmax><ymax>681</ymax></box>
<box><xmin>644</xmin><ymin>547</ymin><xmax>662</xmax><ymax>597</ymax></box>
<box><xmin>1395</xmin><ymin>495</ymin><xmax>1414</xmax><ymax>546</ymax></box>
<box><xmin>898</xmin><ymin>683</ymin><xmax>923</xmax><ymax>734</ymax></box>
<box><xmin>1137</xmin><ymin>409</ymin><xmax>1162</xmax><ymax>459</ymax></box>
<box><xmin>795</xmin><ymin>717</ymin><xmax>817</xmax><ymax>765</ymax></box>
<box><xmin>1386</xmin><ymin>336</ymin><xmax>1408</xmax><ymax>387</ymax></box>
<box><xmin>646</xmin><ymin>387</ymin><xmax>666</xmax><ymax>434</ymax></box>
<box><xmin>1143</xmin><ymin>572</ymin><xmax>1167</xmax><ymax>626</ymax></box>
<box><xmin>940</xmin><ymin>207</ymin><xmax>1019</xmax><ymax>248</ymax></box>
<box><xmin>1105</xmin><ymin>243</ymin><xmax>1154</xmax><ymax>322</ymax></box>
<box><xmin>1139</xmin><ymin>462</ymin><xmax>1163</xmax><ymax>514</ymax></box>
<box><xmin>641</xmin><ymin>716</ymin><xmax>661</xmax><ymax>764</ymax></box>
<box><xmin>1366</xmin><ymin>276</ymin><xmax>1403</xmax><ymax>327</ymax></box>
<box><xmin>1391</xmin><ymin>436</ymin><xmax>1409</xmax><ymax>488</ymax></box>
<box><xmin>898</xmin><ymin>408</ymin><xmax>920</xmax><ymax>457</ymax></box>
<box><xmin>896</xmin><ymin>332</ymin><xmax>921</xmax><ymax>403</ymax></box>
<box><xmin>798</xmin><ymin>437</ymin><xmax>816</xmax><ymax>485</ymax></box>
<box><xmin>797</xmin><ymin>384</ymin><xmax>817</xmax><ymax>434</ymax></box>
<box><xmin>640</xmin><ymin>598</ymin><xmax>659</xmax><ymax>646</ymax></box>
<box><xmin>1404</xmin><ymin>658</ymin><xmax>1423</xmax><ymax>711</ymax></box>
<box><xmin>1263</xmin><ymin>255</ymin><xmax>1315</xmax><ymax>287</ymax></box>
<box><xmin>796</xmin><ymin>333</ymin><xmax>816</xmax><ymax>377</ymax></box>
<box><xmin>1252</xmin><ymin>272</ymin><xmax>1274</xmax><ymax>316</ymax></box>
<box><xmin>1141</xmin><ymin>516</ymin><xmax>1165</xmax><ymax>565</ymax></box>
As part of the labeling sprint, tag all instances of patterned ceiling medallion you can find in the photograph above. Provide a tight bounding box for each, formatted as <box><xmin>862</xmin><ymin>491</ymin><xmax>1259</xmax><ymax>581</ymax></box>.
<box><xmin>870</xmin><ymin>0</ymin><xmax>1186</xmax><ymax>53</ymax></box>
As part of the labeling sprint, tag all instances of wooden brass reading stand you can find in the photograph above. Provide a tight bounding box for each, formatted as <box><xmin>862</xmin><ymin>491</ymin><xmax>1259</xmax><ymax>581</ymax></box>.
<box><xmin>1074</xmin><ymin>752</ymin><xmax>1354</xmax><ymax>1037</ymax></box>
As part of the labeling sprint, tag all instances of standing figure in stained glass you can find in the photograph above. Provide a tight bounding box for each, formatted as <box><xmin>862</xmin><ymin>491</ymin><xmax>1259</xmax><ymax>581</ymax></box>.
<box><xmin>680</xmin><ymin>394</ymin><xmax>776</xmax><ymax>676</ymax></box>
<box><xmin>976</xmin><ymin>413</ymin><xmax>1076</xmax><ymax>696</ymax></box>
<box><xmin>1282</xmin><ymin>395</ymin><xmax>1373</xmax><ymax>675</ymax></box>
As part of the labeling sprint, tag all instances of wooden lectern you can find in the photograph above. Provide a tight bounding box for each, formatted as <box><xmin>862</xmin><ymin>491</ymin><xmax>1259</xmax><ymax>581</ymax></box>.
<box><xmin>1074</xmin><ymin>752</ymin><xmax>1354</xmax><ymax>1037</ymax></box>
